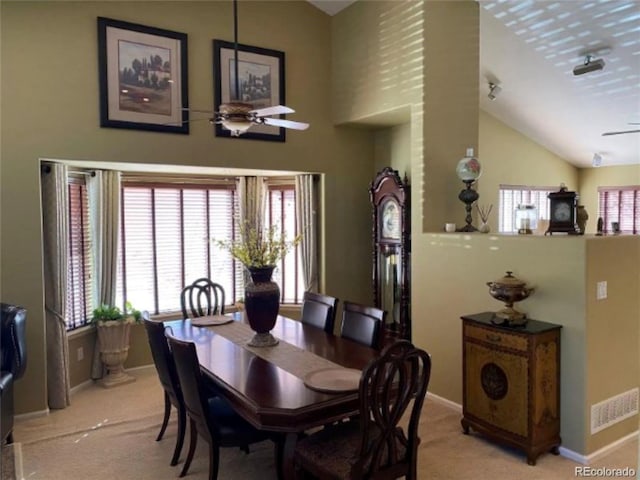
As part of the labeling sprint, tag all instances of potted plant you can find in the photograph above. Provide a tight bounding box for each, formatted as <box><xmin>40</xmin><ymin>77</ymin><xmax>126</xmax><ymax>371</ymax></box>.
<box><xmin>214</xmin><ymin>223</ymin><xmax>300</xmax><ymax>347</ymax></box>
<box><xmin>90</xmin><ymin>302</ymin><xmax>141</xmax><ymax>388</ymax></box>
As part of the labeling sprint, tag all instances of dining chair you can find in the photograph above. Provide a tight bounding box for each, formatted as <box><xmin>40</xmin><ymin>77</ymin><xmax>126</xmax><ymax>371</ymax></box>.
<box><xmin>165</xmin><ymin>332</ymin><xmax>280</xmax><ymax>480</ymax></box>
<box><xmin>340</xmin><ymin>301</ymin><xmax>386</xmax><ymax>350</ymax></box>
<box><xmin>142</xmin><ymin>313</ymin><xmax>186</xmax><ymax>467</ymax></box>
<box><xmin>300</xmin><ymin>291</ymin><xmax>339</xmax><ymax>334</ymax></box>
<box><xmin>293</xmin><ymin>340</ymin><xmax>432</xmax><ymax>480</ymax></box>
<box><xmin>181</xmin><ymin>278</ymin><xmax>226</xmax><ymax>319</ymax></box>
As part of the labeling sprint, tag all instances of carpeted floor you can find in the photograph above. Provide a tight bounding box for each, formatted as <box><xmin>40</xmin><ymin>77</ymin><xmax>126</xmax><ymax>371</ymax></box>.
<box><xmin>12</xmin><ymin>368</ymin><xmax>639</xmax><ymax>479</ymax></box>
<box><xmin>1</xmin><ymin>442</ymin><xmax>23</xmax><ymax>480</ymax></box>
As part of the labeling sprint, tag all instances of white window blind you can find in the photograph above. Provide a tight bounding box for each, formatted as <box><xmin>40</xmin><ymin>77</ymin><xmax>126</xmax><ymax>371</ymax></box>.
<box><xmin>266</xmin><ymin>185</ymin><xmax>303</xmax><ymax>304</ymax></box>
<box><xmin>598</xmin><ymin>186</ymin><xmax>640</xmax><ymax>234</ymax></box>
<box><xmin>499</xmin><ymin>185</ymin><xmax>554</xmax><ymax>233</ymax></box>
<box><xmin>116</xmin><ymin>184</ymin><xmax>240</xmax><ymax>315</ymax></box>
<box><xmin>67</xmin><ymin>176</ymin><xmax>93</xmax><ymax>330</ymax></box>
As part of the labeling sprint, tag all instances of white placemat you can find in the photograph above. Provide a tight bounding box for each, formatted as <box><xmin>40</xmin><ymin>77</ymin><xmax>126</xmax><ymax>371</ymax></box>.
<box><xmin>303</xmin><ymin>367</ymin><xmax>362</xmax><ymax>393</ymax></box>
<box><xmin>191</xmin><ymin>315</ymin><xmax>234</xmax><ymax>327</ymax></box>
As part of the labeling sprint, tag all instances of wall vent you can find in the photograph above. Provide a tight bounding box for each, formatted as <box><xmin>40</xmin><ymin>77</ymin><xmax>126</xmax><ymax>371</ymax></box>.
<box><xmin>591</xmin><ymin>387</ymin><xmax>639</xmax><ymax>434</ymax></box>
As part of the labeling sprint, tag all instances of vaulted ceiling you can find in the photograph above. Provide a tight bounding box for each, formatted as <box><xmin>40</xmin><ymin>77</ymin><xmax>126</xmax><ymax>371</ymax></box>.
<box><xmin>307</xmin><ymin>0</ymin><xmax>640</xmax><ymax>168</ymax></box>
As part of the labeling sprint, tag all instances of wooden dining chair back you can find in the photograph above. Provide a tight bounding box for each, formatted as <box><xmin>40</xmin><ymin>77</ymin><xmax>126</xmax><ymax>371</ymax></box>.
<box><xmin>142</xmin><ymin>313</ymin><xmax>186</xmax><ymax>466</ymax></box>
<box><xmin>166</xmin><ymin>333</ymin><xmax>273</xmax><ymax>480</ymax></box>
<box><xmin>181</xmin><ymin>278</ymin><xmax>226</xmax><ymax>318</ymax></box>
<box><xmin>294</xmin><ymin>340</ymin><xmax>432</xmax><ymax>480</ymax></box>
<box><xmin>300</xmin><ymin>291</ymin><xmax>339</xmax><ymax>334</ymax></box>
<box><xmin>340</xmin><ymin>301</ymin><xmax>386</xmax><ymax>350</ymax></box>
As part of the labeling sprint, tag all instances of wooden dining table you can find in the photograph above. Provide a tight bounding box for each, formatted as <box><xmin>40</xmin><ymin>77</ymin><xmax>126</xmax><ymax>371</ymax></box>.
<box><xmin>165</xmin><ymin>312</ymin><xmax>379</xmax><ymax>480</ymax></box>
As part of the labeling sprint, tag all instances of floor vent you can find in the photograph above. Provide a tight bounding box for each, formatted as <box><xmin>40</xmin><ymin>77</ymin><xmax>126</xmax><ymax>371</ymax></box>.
<box><xmin>591</xmin><ymin>387</ymin><xmax>639</xmax><ymax>434</ymax></box>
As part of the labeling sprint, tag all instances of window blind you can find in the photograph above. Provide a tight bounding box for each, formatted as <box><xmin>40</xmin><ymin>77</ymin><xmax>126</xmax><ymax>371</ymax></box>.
<box><xmin>499</xmin><ymin>185</ymin><xmax>554</xmax><ymax>233</ymax></box>
<box><xmin>598</xmin><ymin>186</ymin><xmax>639</xmax><ymax>234</ymax></box>
<box><xmin>67</xmin><ymin>177</ymin><xmax>93</xmax><ymax>330</ymax></box>
<box><xmin>116</xmin><ymin>184</ymin><xmax>241</xmax><ymax>315</ymax></box>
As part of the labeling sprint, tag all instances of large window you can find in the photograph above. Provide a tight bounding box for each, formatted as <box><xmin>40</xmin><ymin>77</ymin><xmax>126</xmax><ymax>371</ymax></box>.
<box><xmin>66</xmin><ymin>175</ymin><xmax>93</xmax><ymax>330</ymax></box>
<box><xmin>64</xmin><ymin>174</ymin><xmax>306</xmax><ymax>329</ymax></box>
<box><xmin>499</xmin><ymin>185</ymin><xmax>554</xmax><ymax>233</ymax></box>
<box><xmin>115</xmin><ymin>182</ymin><xmax>241</xmax><ymax>315</ymax></box>
<box><xmin>598</xmin><ymin>186</ymin><xmax>640</xmax><ymax>234</ymax></box>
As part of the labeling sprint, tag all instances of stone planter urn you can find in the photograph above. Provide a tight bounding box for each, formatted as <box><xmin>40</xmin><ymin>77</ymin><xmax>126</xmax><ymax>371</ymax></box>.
<box><xmin>96</xmin><ymin>317</ymin><xmax>136</xmax><ymax>388</ymax></box>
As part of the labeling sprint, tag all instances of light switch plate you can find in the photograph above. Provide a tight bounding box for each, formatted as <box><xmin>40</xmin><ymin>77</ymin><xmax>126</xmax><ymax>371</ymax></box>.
<box><xmin>596</xmin><ymin>281</ymin><xmax>607</xmax><ymax>300</ymax></box>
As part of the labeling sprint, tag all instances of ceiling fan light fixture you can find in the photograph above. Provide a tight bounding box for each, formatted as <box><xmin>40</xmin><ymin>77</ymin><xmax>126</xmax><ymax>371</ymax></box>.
<box><xmin>573</xmin><ymin>55</ymin><xmax>605</xmax><ymax>76</ymax></box>
<box><xmin>592</xmin><ymin>153</ymin><xmax>603</xmax><ymax>167</ymax></box>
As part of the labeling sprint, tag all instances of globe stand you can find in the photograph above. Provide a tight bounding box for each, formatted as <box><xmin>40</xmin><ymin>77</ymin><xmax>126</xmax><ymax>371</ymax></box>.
<box><xmin>458</xmin><ymin>180</ymin><xmax>479</xmax><ymax>232</ymax></box>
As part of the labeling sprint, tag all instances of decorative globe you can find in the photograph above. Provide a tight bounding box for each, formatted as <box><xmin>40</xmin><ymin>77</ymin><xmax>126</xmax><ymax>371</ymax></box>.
<box><xmin>456</xmin><ymin>148</ymin><xmax>482</xmax><ymax>182</ymax></box>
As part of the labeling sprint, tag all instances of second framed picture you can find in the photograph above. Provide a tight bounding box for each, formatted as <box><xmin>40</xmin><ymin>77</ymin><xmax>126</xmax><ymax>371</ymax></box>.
<box><xmin>213</xmin><ymin>39</ymin><xmax>286</xmax><ymax>142</ymax></box>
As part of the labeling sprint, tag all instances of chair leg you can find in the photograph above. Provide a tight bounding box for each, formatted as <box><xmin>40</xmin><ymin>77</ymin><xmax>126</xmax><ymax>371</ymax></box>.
<box><xmin>274</xmin><ymin>437</ymin><xmax>285</xmax><ymax>480</ymax></box>
<box><xmin>180</xmin><ymin>419</ymin><xmax>198</xmax><ymax>478</ymax></box>
<box><xmin>170</xmin><ymin>403</ymin><xmax>187</xmax><ymax>466</ymax></box>
<box><xmin>208</xmin><ymin>442</ymin><xmax>220</xmax><ymax>480</ymax></box>
<box><xmin>157</xmin><ymin>391</ymin><xmax>171</xmax><ymax>441</ymax></box>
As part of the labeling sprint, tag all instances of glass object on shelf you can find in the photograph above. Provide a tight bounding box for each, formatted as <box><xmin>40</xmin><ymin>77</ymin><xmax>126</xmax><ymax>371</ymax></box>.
<box><xmin>514</xmin><ymin>204</ymin><xmax>538</xmax><ymax>234</ymax></box>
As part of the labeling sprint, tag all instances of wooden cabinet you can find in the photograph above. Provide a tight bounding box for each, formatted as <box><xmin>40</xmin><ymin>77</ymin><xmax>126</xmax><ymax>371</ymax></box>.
<box><xmin>461</xmin><ymin>312</ymin><xmax>562</xmax><ymax>465</ymax></box>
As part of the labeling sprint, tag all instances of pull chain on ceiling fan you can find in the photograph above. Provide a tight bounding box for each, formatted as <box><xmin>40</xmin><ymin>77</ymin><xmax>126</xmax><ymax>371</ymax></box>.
<box><xmin>215</xmin><ymin>0</ymin><xmax>309</xmax><ymax>137</ymax></box>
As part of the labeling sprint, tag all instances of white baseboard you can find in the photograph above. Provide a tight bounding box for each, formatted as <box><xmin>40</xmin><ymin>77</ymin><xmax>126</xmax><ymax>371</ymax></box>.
<box><xmin>559</xmin><ymin>430</ymin><xmax>640</xmax><ymax>465</ymax></box>
<box><xmin>70</xmin><ymin>364</ymin><xmax>154</xmax><ymax>395</ymax></box>
<box><xmin>425</xmin><ymin>392</ymin><xmax>637</xmax><ymax>466</ymax></box>
<box><xmin>427</xmin><ymin>392</ymin><xmax>462</xmax><ymax>412</ymax></box>
<box><xmin>14</xmin><ymin>408</ymin><xmax>49</xmax><ymax>421</ymax></box>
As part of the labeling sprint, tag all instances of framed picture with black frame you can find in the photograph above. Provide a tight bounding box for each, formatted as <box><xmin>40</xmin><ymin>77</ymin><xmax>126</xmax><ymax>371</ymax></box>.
<box><xmin>98</xmin><ymin>17</ymin><xmax>189</xmax><ymax>134</ymax></box>
<box><xmin>213</xmin><ymin>39</ymin><xmax>286</xmax><ymax>142</ymax></box>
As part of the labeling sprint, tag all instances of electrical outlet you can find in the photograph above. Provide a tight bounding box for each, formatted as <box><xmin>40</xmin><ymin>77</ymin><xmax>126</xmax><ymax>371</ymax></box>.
<box><xmin>596</xmin><ymin>281</ymin><xmax>607</xmax><ymax>300</ymax></box>
<box><xmin>77</xmin><ymin>347</ymin><xmax>84</xmax><ymax>361</ymax></box>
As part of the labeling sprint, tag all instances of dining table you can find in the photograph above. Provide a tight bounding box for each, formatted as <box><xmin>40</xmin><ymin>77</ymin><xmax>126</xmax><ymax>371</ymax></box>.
<box><xmin>165</xmin><ymin>311</ymin><xmax>379</xmax><ymax>480</ymax></box>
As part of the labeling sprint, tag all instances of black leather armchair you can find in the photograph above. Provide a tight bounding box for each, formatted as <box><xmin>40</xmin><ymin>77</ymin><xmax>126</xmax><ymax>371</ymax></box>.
<box><xmin>1</xmin><ymin>303</ymin><xmax>27</xmax><ymax>444</ymax></box>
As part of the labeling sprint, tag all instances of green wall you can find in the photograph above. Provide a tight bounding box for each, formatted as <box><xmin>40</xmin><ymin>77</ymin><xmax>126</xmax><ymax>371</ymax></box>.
<box><xmin>1</xmin><ymin>0</ymin><xmax>374</xmax><ymax>414</ymax></box>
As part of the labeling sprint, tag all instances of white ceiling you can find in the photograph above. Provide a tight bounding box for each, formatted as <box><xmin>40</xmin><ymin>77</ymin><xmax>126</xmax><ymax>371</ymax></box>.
<box><xmin>308</xmin><ymin>0</ymin><xmax>640</xmax><ymax>169</ymax></box>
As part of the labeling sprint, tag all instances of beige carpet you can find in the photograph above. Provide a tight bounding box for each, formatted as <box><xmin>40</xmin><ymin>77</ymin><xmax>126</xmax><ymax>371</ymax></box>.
<box><xmin>13</xmin><ymin>368</ymin><xmax>638</xmax><ymax>479</ymax></box>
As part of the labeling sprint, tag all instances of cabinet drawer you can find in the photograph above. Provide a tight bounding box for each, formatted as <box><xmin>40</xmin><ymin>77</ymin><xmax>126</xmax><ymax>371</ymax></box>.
<box><xmin>465</xmin><ymin>324</ymin><xmax>528</xmax><ymax>352</ymax></box>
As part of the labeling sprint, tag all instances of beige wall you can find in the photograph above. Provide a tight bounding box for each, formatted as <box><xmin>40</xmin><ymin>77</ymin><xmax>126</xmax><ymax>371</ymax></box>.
<box><xmin>413</xmin><ymin>234</ymin><xmax>589</xmax><ymax>452</ymax></box>
<box><xmin>1</xmin><ymin>1</ymin><xmax>374</xmax><ymax>414</ymax></box>
<box><xmin>478</xmin><ymin>110</ymin><xmax>579</xmax><ymax>230</ymax></box>
<box><xmin>578</xmin><ymin>165</ymin><xmax>640</xmax><ymax>234</ymax></box>
<box><xmin>585</xmin><ymin>236</ymin><xmax>640</xmax><ymax>452</ymax></box>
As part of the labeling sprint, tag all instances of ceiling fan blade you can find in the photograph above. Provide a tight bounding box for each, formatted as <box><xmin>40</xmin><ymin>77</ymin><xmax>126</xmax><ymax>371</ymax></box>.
<box><xmin>250</xmin><ymin>105</ymin><xmax>295</xmax><ymax>117</ymax></box>
<box><xmin>262</xmin><ymin>118</ymin><xmax>310</xmax><ymax>130</ymax></box>
<box><xmin>602</xmin><ymin>129</ymin><xmax>640</xmax><ymax>136</ymax></box>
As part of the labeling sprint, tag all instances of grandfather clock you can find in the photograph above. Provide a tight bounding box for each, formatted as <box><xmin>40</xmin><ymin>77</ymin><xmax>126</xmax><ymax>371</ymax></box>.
<box><xmin>369</xmin><ymin>168</ymin><xmax>411</xmax><ymax>342</ymax></box>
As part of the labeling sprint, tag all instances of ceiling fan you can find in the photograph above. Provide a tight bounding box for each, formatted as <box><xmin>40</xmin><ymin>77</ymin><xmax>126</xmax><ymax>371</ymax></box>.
<box><xmin>211</xmin><ymin>0</ymin><xmax>309</xmax><ymax>137</ymax></box>
<box><xmin>602</xmin><ymin>122</ymin><xmax>640</xmax><ymax>137</ymax></box>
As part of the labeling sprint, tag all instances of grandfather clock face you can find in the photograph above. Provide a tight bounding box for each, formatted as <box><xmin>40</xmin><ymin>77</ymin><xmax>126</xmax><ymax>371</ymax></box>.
<box><xmin>381</xmin><ymin>199</ymin><xmax>401</xmax><ymax>240</ymax></box>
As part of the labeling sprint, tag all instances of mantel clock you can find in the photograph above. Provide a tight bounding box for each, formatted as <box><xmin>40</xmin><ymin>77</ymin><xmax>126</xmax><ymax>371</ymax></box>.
<box><xmin>545</xmin><ymin>185</ymin><xmax>579</xmax><ymax>235</ymax></box>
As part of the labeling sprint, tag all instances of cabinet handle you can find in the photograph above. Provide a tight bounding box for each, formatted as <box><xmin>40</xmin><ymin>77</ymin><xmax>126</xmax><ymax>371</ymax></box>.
<box><xmin>486</xmin><ymin>333</ymin><xmax>502</xmax><ymax>343</ymax></box>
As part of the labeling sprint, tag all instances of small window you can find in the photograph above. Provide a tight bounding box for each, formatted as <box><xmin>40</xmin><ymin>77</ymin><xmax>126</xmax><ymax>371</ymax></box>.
<box><xmin>499</xmin><ymin>185</ymin><xmax>554</xmax><ymax>233</ymax></box>
<box><xmin>598</xmin><ymin>186</ymin><xmax>640</xmax><ymax>234</ymax></box>
<box><xmin>66</xmin><ymin>175</ymin><xmax>93</xmax><ymax>330</ymax></box>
